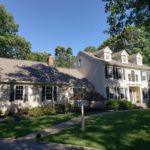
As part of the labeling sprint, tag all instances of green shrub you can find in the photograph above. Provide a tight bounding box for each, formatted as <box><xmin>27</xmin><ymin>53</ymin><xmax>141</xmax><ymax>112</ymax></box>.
<box><xmin>18</xmin><ymin>107</ymin><xmax>29</xmax><ymax>115</ymax></box>
<box><xmin>63</xmin><ymin>103</ymin><xmax>72</xmax><ymax>114</ymax></box>
<box><xmin>42</xmin><ymin>106</ymin><xmax>55</xmax><ymax>115</ymax></box>
<box><xmin>55</xmin><ymin>104</ymin><xmax>72</xmax><ymax>114</ymax></box>
<box><xmin>146</xmin><ymin>100</ymin><xmax>150</xmax><ymax>108</ymax></box>
<box><xmin>0</xmin><ymin>109</ymin><xmax>2</xmax><ymax>115</ymax></box>
<box><xmin>119</xmin><ymin>100</ymin><xmax>133</xmax><ymax>110</ymax></box>
<box><xmin>106</xmin><ymin>100</ymin><xmax>119</xmax><ymax>111</ymax></box>
<box><xmin>29</xmin><ymin>107</ymin><xmax>43</xmax><ymax>117</ymax></box>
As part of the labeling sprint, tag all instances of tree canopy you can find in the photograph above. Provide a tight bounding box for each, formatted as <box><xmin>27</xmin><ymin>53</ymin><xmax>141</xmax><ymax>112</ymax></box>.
<box><xmin>99</xmin><ymin>26</ymin><xmax>150</xmax><ymax>65</ymax></box>
<box><xmin>84</xmin><ymin>46</ymin><xmax>97</xmax><ymax>53</ymax></box>
<box><xmin>0</xmin><ymin>4</ymin><xmax>31</xmax><ymax>59</ymax></box>
<box><xmin>26</xmin><ymin>52</ymin><xmax>49</xmax><ymax>62</ymax></box>
<box><xmin>54</xmin><ymin>46</ymin><xmax>74</xmax><ymax>68</ymax></box>
<box><xmin>103</xmin><ymin>0</ymin><xmax>150</xmax><ymax>35</ymax></box>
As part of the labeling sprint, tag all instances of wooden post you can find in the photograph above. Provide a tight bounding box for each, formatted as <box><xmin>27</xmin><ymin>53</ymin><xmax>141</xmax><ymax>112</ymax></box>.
<box><xmin>81</xmin><ymin>99</ymin><xmax>85</xmax><ymax>132</ymax></box>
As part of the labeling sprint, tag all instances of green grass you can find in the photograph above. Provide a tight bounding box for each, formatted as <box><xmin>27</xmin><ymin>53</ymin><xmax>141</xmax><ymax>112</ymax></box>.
<box><xmin>0</xmin><ymin>113</ymin><xmax>78</xmax><ymax>138</ymax></box>
<box><xmin>42</xmin><ymin>109</ymin><xmax>150</xmax><ymax>150</ymax></box>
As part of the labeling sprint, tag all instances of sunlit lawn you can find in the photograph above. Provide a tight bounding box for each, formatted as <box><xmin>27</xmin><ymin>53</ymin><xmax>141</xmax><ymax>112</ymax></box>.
<box><xmin>0</xmin><ymin>113</ymin><xmax>78</xmax><ymax>138</ymax></box>
<box><xmin>42</xmin><ymin>109</ymin><xmax>150</xmax><ymax>150</ymax></box>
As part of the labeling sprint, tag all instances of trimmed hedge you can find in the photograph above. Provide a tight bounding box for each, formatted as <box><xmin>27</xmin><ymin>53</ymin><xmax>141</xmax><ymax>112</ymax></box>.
<box><xmin>147</xmin><ymin>100</ymin><xmax>150</xmax><ymax>108</ymax></box>
<box><xmin>106</xmin><ymin>100</ymin><xmax>119</xmax><ymax>111</ymax></box>
<box><xmin>106</xmin><ymin>100</ymin><xmax>134</xmax><ymax>111</ymax></box>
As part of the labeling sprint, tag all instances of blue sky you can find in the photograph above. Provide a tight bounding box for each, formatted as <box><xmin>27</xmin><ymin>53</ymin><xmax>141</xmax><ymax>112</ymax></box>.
<box><xmin>0</xmin><ymin>0</ymin><xmax>109</xmax><ymax>56</ymax></box>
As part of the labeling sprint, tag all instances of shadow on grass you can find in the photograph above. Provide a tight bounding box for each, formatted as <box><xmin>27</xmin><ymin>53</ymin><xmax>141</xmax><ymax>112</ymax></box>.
<box><xmin>43</xmin><ymin>109</ymin><xmax>150</xmax><ymax>150</ymax></box>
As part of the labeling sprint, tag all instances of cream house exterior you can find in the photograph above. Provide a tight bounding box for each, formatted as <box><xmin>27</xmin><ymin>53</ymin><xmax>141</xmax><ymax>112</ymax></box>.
<box><xmin>0</xmin><ymin>56</ymin><xmax>93</xmax><ymax>113</ymax></box>
<box><xmin>75</xmin><ymin>47</ymin><xmax>150</xmax><ymax>106</ymax></box>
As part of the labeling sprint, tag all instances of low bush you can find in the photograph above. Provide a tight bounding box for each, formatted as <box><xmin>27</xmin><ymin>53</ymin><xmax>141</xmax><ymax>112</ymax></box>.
<box><xmin>0</xmin><ymin>109</ymin><xmax>2</xmax><ymax>115</ymax></box>
<box><xmin>146</xmin><ymin>100</ymin><xmax>150</xmax><ymax>108</ymax></box>
<box><xmin>29</xmin><ymin>107</ymin><xmax>43</xmax><ymax>117</ymax></box>
<box><xmin>18</xmin><ymin>107</ymin><xmax>29</xmax><ymax>115</ymax></box>
<box><xmin>106</xmin><ymin>100</ymin><xmax>119</xmax><ymax>111</ymax></box>
<box><xmin>55</xmin><ymin>104</ymin><xmax>72</xmax><ymax>114</ymax></box>
<box><xmin>119</xmin><ymin>100</ymin><xmax>134</xmax><ymax>110</ymax></box>
<box><xmin>106</xmin><ymin>100</ymin><xmax>134</xmax><ymax>111</ymax></box>
<box><xmin>42</xmin><ymin>106</ymin><xmax>55</xmax><ymax>115</ymax></box>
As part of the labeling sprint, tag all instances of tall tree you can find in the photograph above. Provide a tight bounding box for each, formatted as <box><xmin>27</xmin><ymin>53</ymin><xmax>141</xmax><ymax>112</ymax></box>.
<box><xmin>26</xmin><ymin>52</ymin><xmax>49</xmax><ymax>62</ymax></box>
<box><xmin>99</xmin><ymin>26</ymin><xmax>150</xmax><ymax>65</ymax></box>
<box><xmin>54</xmin><ymin>46</ymin><xmax>74</xmax><ymax>68</ymax></box>
<box><xmin>103</xmin><ymin>0</ymin><xmax>150</xmax><ymax>35</ymax></box>
<box><xmin>0</xmin><ymin>4</ymin><xmax>31</xmax><ymax>59</ymax></box>
<box><xmin>84</xmin><ymin>46</ymin><xmax>97</xmax><ymax>53</ymax></box>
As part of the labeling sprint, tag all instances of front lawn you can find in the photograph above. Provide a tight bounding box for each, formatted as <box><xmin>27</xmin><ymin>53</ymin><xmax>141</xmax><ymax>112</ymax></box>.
<box><xmin>42</xmin><ymin>109</ymin><xmax>150</xmax><ymax>150</ymax></box>
<box><xmin>0</xmin><ymin>113</ymin><xmax>78</xmax><ymax>138</ymax></box>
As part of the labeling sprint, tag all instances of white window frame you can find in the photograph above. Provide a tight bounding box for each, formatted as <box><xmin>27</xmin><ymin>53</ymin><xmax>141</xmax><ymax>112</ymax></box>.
<box><xmin>14</xmin><ymin>85</ymin><xmax>25</xmax><ymax>100</ymax></box>
<box><xmin>45</xmin><ymin>86</ymin><xmax>58</xmax><ymax>101</ymax></box>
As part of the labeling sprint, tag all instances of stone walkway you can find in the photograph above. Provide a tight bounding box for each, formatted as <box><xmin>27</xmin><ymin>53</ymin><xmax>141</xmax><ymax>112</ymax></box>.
<box><xmin>18</xmin><ymin>116</ymin><xmax>84</xmax><ymax>140</ymax></box>
<box><xmin>0</xmin><ymin>115</ymin><xmax>100</xmax><ymax>150</ymax></box>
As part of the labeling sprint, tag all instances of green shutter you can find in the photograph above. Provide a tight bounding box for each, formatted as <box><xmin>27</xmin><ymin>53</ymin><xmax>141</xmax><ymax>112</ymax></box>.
<box><xmin>24</xmin><ymin>86</ymin><xmax>28</xmax><ymax>102</ymax></box>
<box><xmin>42</xmin><ymin>86</ymin><xmax>45</xmax><ymax>101</ymax></box>
<box><xmin>10</xmin><ymin>85</ymin><xmax>14</xmax><ymax>102</ymax></box>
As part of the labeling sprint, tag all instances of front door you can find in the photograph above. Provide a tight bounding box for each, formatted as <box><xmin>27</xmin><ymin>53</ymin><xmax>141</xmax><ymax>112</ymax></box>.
<box><xmin>129</xmin><ymin>88</ymin><xmax>136</xmax><ymax>102</ymax></box>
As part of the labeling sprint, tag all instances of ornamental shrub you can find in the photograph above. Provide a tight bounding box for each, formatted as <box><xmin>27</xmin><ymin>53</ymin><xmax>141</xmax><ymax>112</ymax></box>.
<box><xmin>106</xmin><ymin>100</ymin><xmax>119</xmax><ymax>111</ymax></box>
<box><xmin>29</xmin><ymin>107</ymin><xmax>43</xmax><ymax>117</ymax></box>
<box><xmin>42</xmin><ymin>106</ymin><xmax>55</xmax><ymax>115</ymax></box>
<box><xmin>147</xmin><ymin>100</ymin><xmax>150</xmax><ymax>108</ymax></box>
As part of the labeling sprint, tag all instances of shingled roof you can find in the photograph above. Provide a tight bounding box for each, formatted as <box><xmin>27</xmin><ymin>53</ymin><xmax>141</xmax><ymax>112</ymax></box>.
<box><xmin>0</xmin><ymin>57</ymin><xmax>91</xmax><ymax>86</ymax></box>
<box><xmin>81</xmin><ymin>51</ymin><xmax>150</xmax><ymax>71</ymax></box>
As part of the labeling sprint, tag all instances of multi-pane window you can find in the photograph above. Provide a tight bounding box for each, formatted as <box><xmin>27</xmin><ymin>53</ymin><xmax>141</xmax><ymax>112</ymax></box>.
<box><xmin>106</xmin><ymin>87</ymin><xmax>127</xmax><ymax>100</ymax></box>
<box><xmin>73</xmin><ymin>87</ymin><xmax>86</xmax><ymax>98</ymax></box>
<box><xmin>105</xmin><ymin>66</ymin><xmax>113</xmax><ymax>78</ymax></box>
<box><xmin>128</xmin><ymin>71</ymin><xmax>138</xmax><ymax>82</ymax></box>
<box><xmin>141</xmin><ymin>71</ymin><xmax>146</xmax><ymax>81</ymax></box>
<box><xmin>142</xmin><ymin>89</ymin><xmax>148</xmax><ymax>99</ymax></box>
<box><xmin>46</xmin><ymin>86</ymin><xmax>53</xmax><ymax>100</ymax></box>
<box><xmin>15</xmin><ymin>86</ymin><xmax>24</xmax><ymax>100</ymax></box>
<box><xmin>42</xmin><ymin>86</ymin><xmax>57</xmax><ymax>101</ymax></box>
<box><xmin>131</xmin><ymin>71</ymin><xmax>135</xmax><ymax>82</ymax></box>
<box><xmin>122</xmin><ymin>55</ymin><xmax>126</xmax><ymax>62</ymax></box>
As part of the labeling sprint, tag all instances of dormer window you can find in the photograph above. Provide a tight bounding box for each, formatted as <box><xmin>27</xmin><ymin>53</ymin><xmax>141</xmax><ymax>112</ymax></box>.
<box><xmin>94</xmin><ymin>46</ymin><xmax>112</xmax><ymax>61</ymax></box>
<box><xmin>112</xmin><ymin>50</ymin><xmax>128</xmax><ymax>63</ymax></box>
<box><xmin>105</xmin><ymin>52</ymin><xmax>110</xmax><ymax>60</ymax></box>
<box><xmin>137</xmin><ymin>57</ymin><xmax>142</xmax><ymax>65</ymax></box>
<box><xmin>122</xmin><ymin>55</ymin><xmax>126</xmax><ymax>62</ymax></box>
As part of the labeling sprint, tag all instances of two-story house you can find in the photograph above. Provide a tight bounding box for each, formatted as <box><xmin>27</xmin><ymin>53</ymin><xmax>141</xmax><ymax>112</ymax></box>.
<box><xmin>75</xmin><ymin>46</ymin><xmax>150</xmax><ymax>106</ymax></box>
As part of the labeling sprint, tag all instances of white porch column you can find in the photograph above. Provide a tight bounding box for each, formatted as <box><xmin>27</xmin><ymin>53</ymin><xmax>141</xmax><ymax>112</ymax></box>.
<box><xmin>139</xmin><ymin>87</ymin><xmax>143</xmax><ymax>103</ymax></box>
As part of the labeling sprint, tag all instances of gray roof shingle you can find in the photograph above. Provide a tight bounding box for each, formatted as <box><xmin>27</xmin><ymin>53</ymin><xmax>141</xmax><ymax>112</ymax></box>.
<box><xmin>0</xmin><ymin>57</ymin><xmax>91</xmax><ymax>86</ymax></box>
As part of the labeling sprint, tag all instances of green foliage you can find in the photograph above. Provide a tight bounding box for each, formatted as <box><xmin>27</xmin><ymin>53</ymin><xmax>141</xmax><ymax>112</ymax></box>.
<box><xmin>103</xmin><ymin>0</ymin><xmax>150</xmax><ymax>35</ymax></box>
<box><xmin>18</xmin><ymin>107</ymin><xmax>29</xmax><ymax>115</ymax></box>
<box><xmin>119</xmin><ymin>100</ymin><xmax>134</xmax><ymax>110</ymax></box>
<box><xmin>84</xmin><ymin>46</ymin><xmax>97</xmax><ymax>53</ymax></box>
<box><xmin>99</xmin><ymin>26</ymin><xmax>150</xmax><ymax>65</ymax></box>
<box><xmin>106</xmin><ymin>100</ymin><xmax>119</xmax><ymax>110</ymax></box>
<box><xmin>42</xmin><ymin>106</ymin><xmax>55</xmax><ymax>115</ymax></box>
<box><xmin>0</xmin><ymin>109</ymin><xmax>2</xmax><ymax>115</ymax></box>
<box><xmin>106</xmin><ymin>100</ymin><xmax>134</xmax><ymax>110</ymax></box>
<box><xmin>25</xmin><ymin>52</ymin><xmax>49</xmax><ymax>62</ymax></box>
<box><xmin>146</xmin><ymin>100</ymin><xmax>150</xmax><ymax>108</ymax></box>
<box><xmin>54</xmin><ymin>46</ymin><xmax>74</xmax><ymax>68</ymax></box>
<box><xmin>55</xmin><ymin>104</ymin><xmax>72</xmax><ymax>114</ymax></box>
<box><xmin>29</xmin><ymin>107</ymin><xmax>44</xmax><ymax>117</ymax></box>
<box><xmin>0</xmin><ymin>4</ymin><xmax>31</xmax><ymax>59</ymax></box>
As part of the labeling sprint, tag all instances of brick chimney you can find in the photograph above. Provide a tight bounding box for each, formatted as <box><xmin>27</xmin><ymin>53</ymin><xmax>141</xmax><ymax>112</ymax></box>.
<box><xmin>47</xmin><ymin>54</ymin><xmax>54</xmax><ymax>66</ymax></box>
